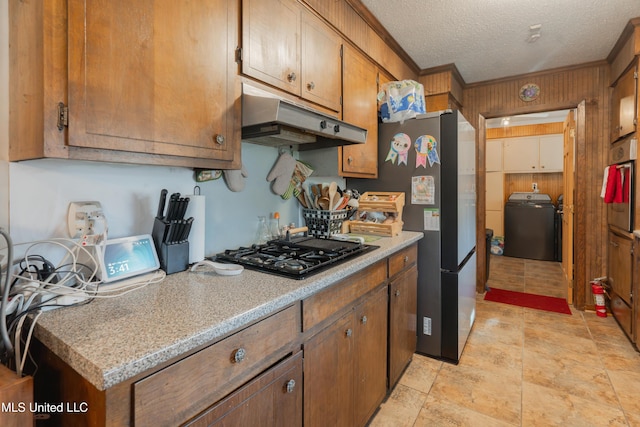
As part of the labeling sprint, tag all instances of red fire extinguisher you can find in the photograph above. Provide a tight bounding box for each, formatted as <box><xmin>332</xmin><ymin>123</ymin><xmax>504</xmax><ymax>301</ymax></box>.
<box><xmin>591</xmin><ymin>279</ymin><xmax>607</xmax><ymax>318</ymax></box>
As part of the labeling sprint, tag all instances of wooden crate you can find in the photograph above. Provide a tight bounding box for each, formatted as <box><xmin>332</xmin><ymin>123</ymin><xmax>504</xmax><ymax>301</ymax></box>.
<box><xmin>343</xmin><ymin>192</ymin><xmax>405</xmax><ymax>236</ymax></box>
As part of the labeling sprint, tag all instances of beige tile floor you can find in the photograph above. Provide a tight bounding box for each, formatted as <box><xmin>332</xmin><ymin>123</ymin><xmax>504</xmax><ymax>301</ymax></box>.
<box><xmin>370</xmin><ymin>255</ymin><xmax>640</xmax><ymax>427</ymax></box>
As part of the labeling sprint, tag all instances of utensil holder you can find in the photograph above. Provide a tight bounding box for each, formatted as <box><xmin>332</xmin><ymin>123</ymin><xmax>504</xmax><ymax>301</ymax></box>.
<box><xmin>158</xmin><ymin>241</ymin><xmax>189</xmax><ymax>275</ymax></box>
<box><xmin>152</xmin><ymin>218</ymin><xmax>189</xmax><ymax>274</ymax></box>
<box><xmin>302</xmin><ymin>209</ymin><xmax>348</xmax><ymax>237</ymax></box>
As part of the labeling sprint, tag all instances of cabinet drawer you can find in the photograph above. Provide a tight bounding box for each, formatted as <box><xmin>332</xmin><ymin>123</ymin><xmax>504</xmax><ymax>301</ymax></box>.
<box><xmin>388</xmin><ymin>244</ymin><xmax>417</xmax><ymax>278</ymax></box>
<box><xmin>134</xmin><ymin>304</ymin><xmax>299</xmax><ymax>426</ymax></box>
<box><xmin>302</xmin><ymin>261</ymin><xmax>386</xmax><ymax>331</ymax></box>
<box><xmin>185</xmin><ymin>351</ymin><xmax>303</xmax><ymax>427</ymax></box>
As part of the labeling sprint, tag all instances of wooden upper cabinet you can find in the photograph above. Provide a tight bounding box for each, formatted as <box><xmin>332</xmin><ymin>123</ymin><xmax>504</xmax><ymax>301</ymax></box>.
<box><xmin>610</xmin><ymin>65</ymin><xmax>637</xmax><ymax>143</ymax></box>
<box><xmin>339</xmin><ymin>44</ymin><xmax>379</xmax><ymax>178</ymax></box>
<box><xmin>67</xmin><ymin>0</ymin><xmax>238</xmax><ymax>163</ymax></box>
<box><xmin>301</xmin><ymin>9</ymin><xmax>342</xmax><ymax>111</ymax></box>
<box><xmin>242</xmin><ymin>0</ymin><xmax>342</xmax><ymax>112</ymax></box>
<box><xmin>242</xmin><ymin>0</ymin><xmax>301</xmax><ymax>96</ymax></box>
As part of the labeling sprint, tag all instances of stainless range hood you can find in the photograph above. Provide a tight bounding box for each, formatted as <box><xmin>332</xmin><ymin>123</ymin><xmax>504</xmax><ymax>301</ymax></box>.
<box><xmin>241</xmin><ymin>91</ymin><xmax>367</xmax><ymax>150</ymax></box>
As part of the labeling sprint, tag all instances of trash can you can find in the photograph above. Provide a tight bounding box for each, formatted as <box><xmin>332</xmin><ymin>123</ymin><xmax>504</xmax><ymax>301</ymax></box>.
<box><xmin>485</xmin><ymin>229</ymin><xmax>493</xmax><ymax>286</ymax></box>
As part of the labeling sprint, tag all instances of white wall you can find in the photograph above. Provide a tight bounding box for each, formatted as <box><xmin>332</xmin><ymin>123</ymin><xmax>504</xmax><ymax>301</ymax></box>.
<box><xmin>7</xmin><ymin>143</ymin><xmax>330</xmax><ymax>256</ymax></box>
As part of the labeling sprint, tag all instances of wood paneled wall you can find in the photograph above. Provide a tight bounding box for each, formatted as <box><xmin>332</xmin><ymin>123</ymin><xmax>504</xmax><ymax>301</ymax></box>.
<box><xmin>487</xmin><ymin>122</ymin><xmax>564</xmax><ymax>139</ymax></box>
<box><xmin>463</xmin><ymin>62</ymin><xmax>610</xmax><ymax>309</ymax></box>
<box><xmin>504</xmin><ymin>173</ymin><xmax>564</xmax><ymax>204</ymax></box>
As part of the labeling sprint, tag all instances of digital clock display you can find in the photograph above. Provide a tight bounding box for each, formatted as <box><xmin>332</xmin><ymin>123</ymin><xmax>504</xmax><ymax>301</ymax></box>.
<box><xmin>100</xmin><ymin>235</ymin><xmax>160</xmax><ymax>283</ymax></box>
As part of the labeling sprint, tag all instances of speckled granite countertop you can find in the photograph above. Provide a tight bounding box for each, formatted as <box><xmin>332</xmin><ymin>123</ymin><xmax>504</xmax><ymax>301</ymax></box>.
<box><xmin>34</xmin><ymin>232</ymin><xmax>423</xmax><ymax>391</ymax></box>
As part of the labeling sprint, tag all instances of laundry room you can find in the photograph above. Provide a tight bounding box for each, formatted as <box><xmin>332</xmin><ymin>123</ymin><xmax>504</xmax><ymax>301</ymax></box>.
<box><xmin>484</xmin><ymin>109</ymin><xmax>571</xmax><ymax>263</ymax></box>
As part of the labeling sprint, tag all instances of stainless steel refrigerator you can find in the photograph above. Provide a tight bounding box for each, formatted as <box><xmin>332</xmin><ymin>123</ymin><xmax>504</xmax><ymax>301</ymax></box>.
<box><xmin>348</xmin><ymin>110</ymin><xmax>477</xmax><ymax>363</ymax></box>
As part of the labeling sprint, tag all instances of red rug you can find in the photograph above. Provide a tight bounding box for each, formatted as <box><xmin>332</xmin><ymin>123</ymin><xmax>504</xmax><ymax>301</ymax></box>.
<box><xmin>484</xmin><ymin>287</ymin><xmax>572</xmax><ymax>315</ymax></box>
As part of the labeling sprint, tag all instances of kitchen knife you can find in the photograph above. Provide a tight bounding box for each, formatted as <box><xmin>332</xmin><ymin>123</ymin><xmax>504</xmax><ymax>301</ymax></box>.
<box><xmin>181</xmin><ymin>217</ymin><xmax>194</xmax><ymax>242</ymax></box>
<box><xmin>166</xmin><ymin>193</ymin><xmax>180</xmax><ymax>221</ymax></box>
<box><xmin>157</xmin><ymin>189</ymin><xmax>168</xmax><ymax>219</ymax></box>
<box><xmin>177</xmin><ymin>197</ymin><xmax>190</xmax><ymax>220</ymax></box>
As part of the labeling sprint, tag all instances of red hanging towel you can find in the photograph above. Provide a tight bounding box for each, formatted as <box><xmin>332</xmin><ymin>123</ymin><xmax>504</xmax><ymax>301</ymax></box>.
<box><xmin>622</xmin><ymin>167</ymin><xmax>630</xmax><ymax>203</ymax></box>
<box><xmin>603</xmin><ymin>165</ymin><xmax>619</xmax><ymax>203</ymax></box>
<box><xmin>613</xmin><ymin>167</ymin><xmax>624</xmax><ymax>203</ymax></box>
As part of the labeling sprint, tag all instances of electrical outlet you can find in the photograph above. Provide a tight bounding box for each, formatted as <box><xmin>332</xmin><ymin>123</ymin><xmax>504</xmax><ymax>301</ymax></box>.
<box><xmin>423</xmin><ymin>316</ymin><xmax>432</xmax><ymax>335</ymax></box>
<box><xmin>67</xmin><ymin>201</ymin><xmax>104</xmax><ymax>239</ymax></box>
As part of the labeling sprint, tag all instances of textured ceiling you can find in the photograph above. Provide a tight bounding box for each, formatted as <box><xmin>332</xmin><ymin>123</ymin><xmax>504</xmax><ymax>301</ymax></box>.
<box><xmin>360</xmin><ymin>0</ymin><xmax>640</xmax><ymax>83</ymax></box>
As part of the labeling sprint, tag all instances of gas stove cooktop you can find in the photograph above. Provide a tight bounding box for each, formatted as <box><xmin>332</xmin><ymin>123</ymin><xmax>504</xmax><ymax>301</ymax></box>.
<box><xmin>214</xmin><ymin>237</ymin><xmax>378</xmax><ymax>279</ymax></box>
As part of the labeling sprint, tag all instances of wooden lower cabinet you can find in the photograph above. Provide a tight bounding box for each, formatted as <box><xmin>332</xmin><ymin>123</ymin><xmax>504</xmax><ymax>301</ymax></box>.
<box><xmin>388</xmin><ymin>265</ymin><xmax>418</xmax><ymax>387</ymax></box>
<box><xmin>303</xmin><ymin>312</ymin><xmax>354</xmax><ymax>427</ymax></box>
<box><xmin>184</xmin><ymin>351</ymin><xmax>303</xmax><ymax>427</ymax></box>
<box><xmin>303</xmin><ymin>284</ymin><xmax>388</xmax><ymax>427</ymax></box>
<box><xmin>33</xmin><ymin>244</ymin><xmax>420</xmax><ymax>426</ymax></box>
<box><xmin>354</xmin><ymin>286</ymin><xmax>388</xmax><ymax>426</ymax></box>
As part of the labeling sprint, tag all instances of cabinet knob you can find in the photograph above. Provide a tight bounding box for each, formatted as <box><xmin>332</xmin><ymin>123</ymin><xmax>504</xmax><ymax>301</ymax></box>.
<box><xmin>361</xmin><ymin>315</ymin><xmax>368</xmax><ymax>325</ymax></box>
<box><xmin>285</xmin><ymin>379</ymin><xmax>296</xmax><ymax>393</ymax></box>
<box><xmin>404</xmin><ymin>255</ymin><xmax>409</xmax><ymax>264</ymax></box>
<box><xmin>345</xmin><ymin>328</ymin><xmax>353</xmax><ymax>337</ymax></box>
<box><xmin>215</xmin><ymin>134</ymin><xmax>225</xmax><ymax>145</ymax></box>
<box><xmin>347</xmin><ymin>156</ymin><xmax>353</xmax><ymax>165</ymax></box>
<box><xmin>287</xmin><ymin>72</ymin><xmax>297</xmax><ymax>82</ymax></box>
<box><xmin>233</xmin><ymin>347</ymin><xmax>246</xmax><ymax>363</ymax></box>
<box><xmin>395</xmin><ymin>289</ymin><xmax>401</xmax><ymax>297</ymax></box>
<box><xmin>307</xmin><ymin>81</ymin><xmax>315</xmax><ymax>90</ymax></box>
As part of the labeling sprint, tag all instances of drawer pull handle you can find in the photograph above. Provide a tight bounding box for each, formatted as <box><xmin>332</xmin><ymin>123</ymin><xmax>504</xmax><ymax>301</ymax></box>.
<box><xmin>404</xmin><ymin>255</ymin><xmax>409</xmax><ymax>264</ymax></box>
<box><xmin>361</xmin><ymin>315</ymin><xmax>368</xmax><ymax>325</ymax></box>
<box><xmin>345</xmin><ymin>328</ymin><xmax>353</xmax><ymax>337</ymax></box>
<box><xmin>285</xmin><ymin>379</ymin><xmax>296</xmax><ymax>393</ymax></box>
<box><xmin>233</xmin><ymin>348</ymin><xmax>246</xmax><ymax>363</ymax></box>
<box><xmin>347</xmin><ymin>156</ymin><xmax>354</xmax><ymax>165</ymax></box>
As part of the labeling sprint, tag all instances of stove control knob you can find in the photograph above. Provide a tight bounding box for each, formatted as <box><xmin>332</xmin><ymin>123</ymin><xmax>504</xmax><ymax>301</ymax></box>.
<box><xmin>233</xmin><ymin>347</ymin><xmax>246</xmax><ymax>363</ymax></box>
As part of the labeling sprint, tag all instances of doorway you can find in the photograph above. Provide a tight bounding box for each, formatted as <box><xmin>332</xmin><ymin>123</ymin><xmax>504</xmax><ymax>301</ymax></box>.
<box><xmin>484</xmin><ymin>109</ymin><xmax>576</xmax><ymax>301</ymax></box>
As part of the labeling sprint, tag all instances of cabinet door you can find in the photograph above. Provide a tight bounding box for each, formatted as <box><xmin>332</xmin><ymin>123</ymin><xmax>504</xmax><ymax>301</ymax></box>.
<box><xmin>354</xmin><ymin>286</ymin><xmax>388</xmax><ymax>426</ymax></box>
<box><xmin>538</xmin><ymin>134</ymin><xmax>563</xmax><ymax>172</ymax></box>
<box><xmin>185</xmin><ymin>352</ymin><xmax>303</xmax><ymax>427</ymax></box>
<box><xmin>608</xmin><ymin>232</ymin><xmax>633</xmax><ymax>306</ymax></box>
<box><xmin>340</xmin><ymin>45</ymin><xmax>379</xmax><ymax>178</ymax></box>
<box><xmin>68</xmin><ymin>0</ymin><xmax>238</xmax><ymax>162</ymax></box>
<box><xmin>301</xmin><ymin>10</ymin><xmax>342</xmax><ymax>111</ymax></box>
<box><xmin>242</xmin><ymin>0</ymin><xmax>301</xmax><ymax>95</ymax></box>
<box><xmin>486</xmin><ymin>139</ymin><xmax>503</xmax><ymax>172</ymax></box>
<box><xmin>303</xmin><ymin>313</ymin><xmax>354</xmax><ymax>427</ymax></box>
<box><xmin>388</xmin><ymin>266</ymin><xmax>417</xmax><ymax>388</ymax></box>
<box><xmin>503</xmin><ymin>137</ymin><xmax>538</xmax><ymax>172</ymax></box>
<box><xmin>485</xmin><ymin>172</ymin><xmax>504</xmax><ymax>210</ymax></box>
<box><xmin>611</xmin><ymin>66</ymin><xmax>637</xmax><ymax>143</ymax></box>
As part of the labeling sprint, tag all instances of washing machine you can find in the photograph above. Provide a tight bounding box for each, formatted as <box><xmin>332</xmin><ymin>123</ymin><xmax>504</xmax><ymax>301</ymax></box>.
<box><xmin>503</xmin><ymin>192</ymin><xmax>556</xmax><ymax>261</ymax></box>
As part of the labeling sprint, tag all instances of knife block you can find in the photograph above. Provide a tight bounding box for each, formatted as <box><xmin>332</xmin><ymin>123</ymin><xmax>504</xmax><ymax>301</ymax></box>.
<box><xmin>152</xmin><ymin>218</ymin><xmax>189</xmax><ymax>274</ymax></box>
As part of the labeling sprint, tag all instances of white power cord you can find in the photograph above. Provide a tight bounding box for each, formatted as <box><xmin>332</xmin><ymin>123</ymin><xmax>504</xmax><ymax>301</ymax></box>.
<box><xmin>0</xmin><ymin>234</ymin><xmax>166</xmax><ymax>375</ymax></box>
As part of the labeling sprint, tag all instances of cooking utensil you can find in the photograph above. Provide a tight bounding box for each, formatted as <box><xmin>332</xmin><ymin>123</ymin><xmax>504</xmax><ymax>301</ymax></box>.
<box><xmin>318</xmin><ymin>196</ymin><xmax>330</xmax><ymax>210</ymax></box>
<box><xmin>296</xmin><ymin>191</ymin><xmax>308</xmax><ymax>208</ymax></box>
<box><xmin>328</xmin><ymin>182</ymin><xmax>337</xmax><ymax>211</ymax></box>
